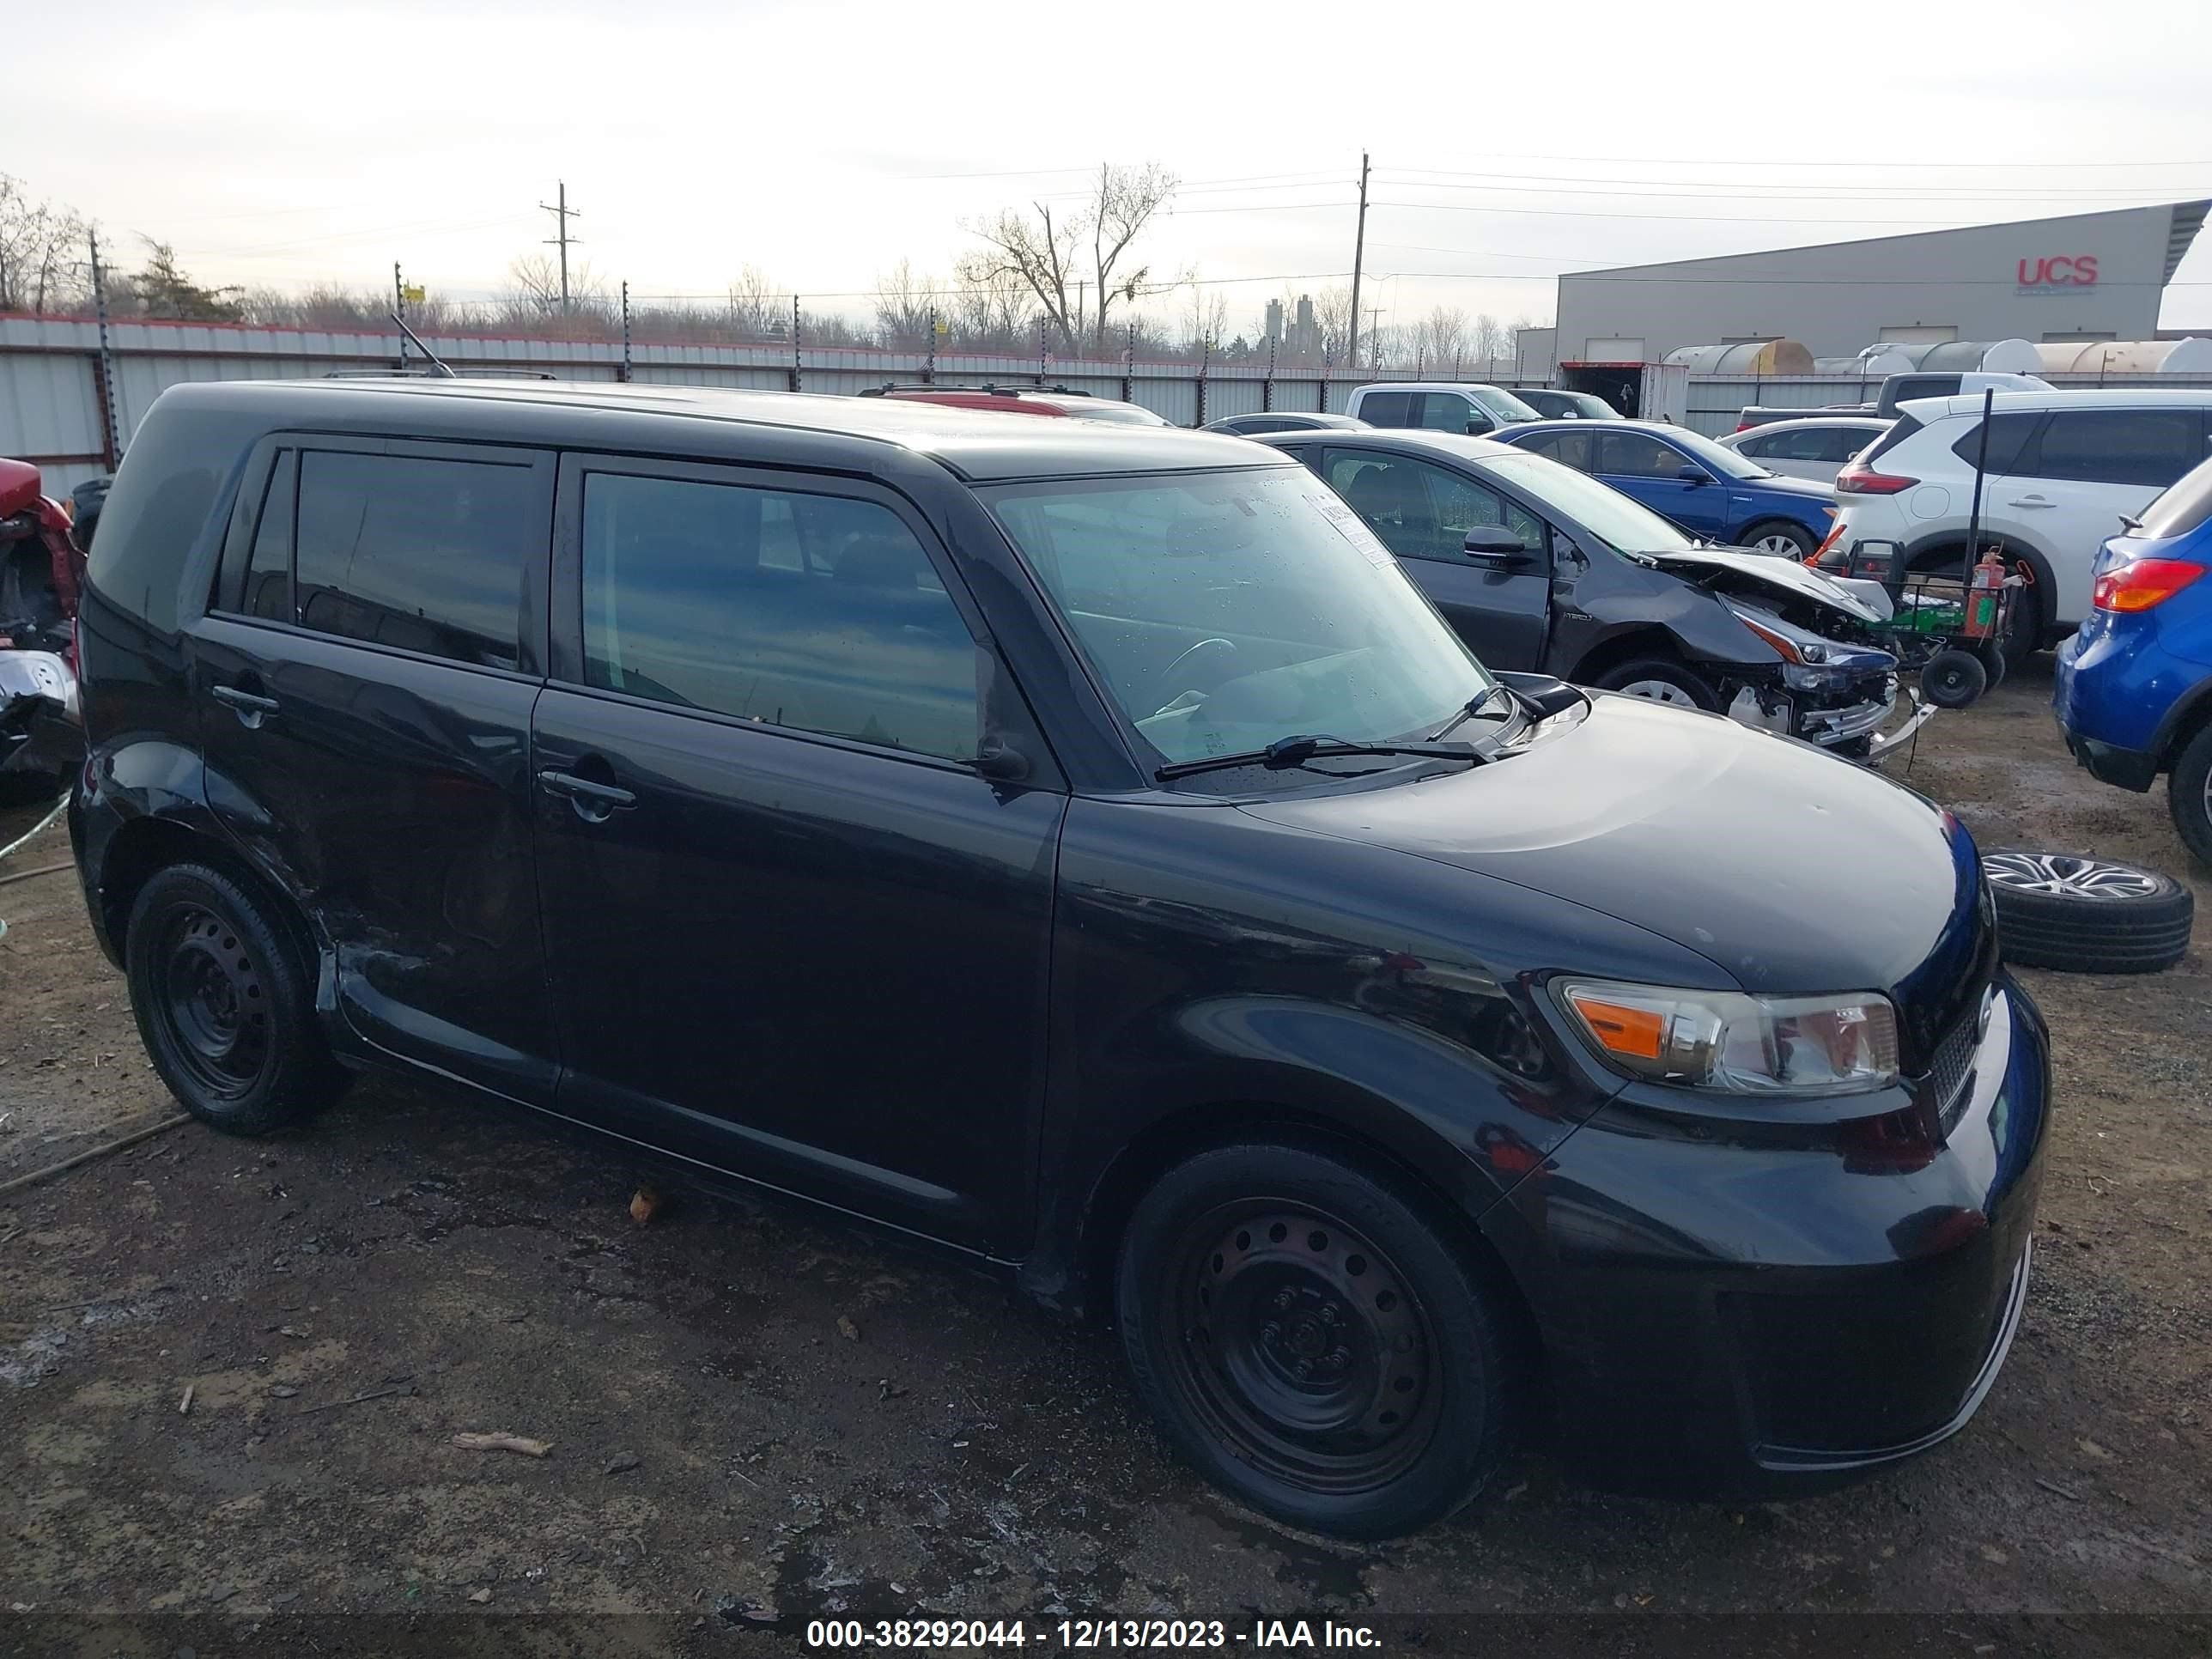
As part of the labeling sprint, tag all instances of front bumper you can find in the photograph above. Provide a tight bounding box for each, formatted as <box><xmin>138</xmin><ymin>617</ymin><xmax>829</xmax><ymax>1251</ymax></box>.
<box><xmin>1490</xmin><ymin>975</ymin><xmax>2050</xmax><ymax>1495</ymax></box>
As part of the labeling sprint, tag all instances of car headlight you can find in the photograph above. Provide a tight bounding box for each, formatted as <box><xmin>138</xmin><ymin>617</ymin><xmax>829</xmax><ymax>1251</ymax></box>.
<box><xmin>1557</xmin><ymin>978</ymin><xmax>1901</xmax><ymax>1095</ymax></box>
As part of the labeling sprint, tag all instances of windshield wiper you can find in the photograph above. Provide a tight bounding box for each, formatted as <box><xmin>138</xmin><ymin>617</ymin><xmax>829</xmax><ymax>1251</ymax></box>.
<box><xmin>1156</xmin><ymin>732</ymin><xmax>1486</xmax><ymax>782</ymax></box>
<box><xmin>1428</xmin><ymin>682</ymin><xmax>1516</xmax><ymax>742</ymax></box>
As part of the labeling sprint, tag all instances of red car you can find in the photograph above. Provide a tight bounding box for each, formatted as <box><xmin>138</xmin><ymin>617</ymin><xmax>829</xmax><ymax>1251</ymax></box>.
<box><xmin>858</xmin><ymin>383</ymin><xmax>1171</xmax><ymax>426</ymax></box>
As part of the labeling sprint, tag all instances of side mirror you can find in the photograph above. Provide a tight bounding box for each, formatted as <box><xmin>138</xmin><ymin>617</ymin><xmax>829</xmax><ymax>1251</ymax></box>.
<box><xmin>1675</xmin><ymin>464</ymin><xmax>1712</xmax><ymax>485</ymax></box>
<box><xmin>1463</xmin><ymin>526</ymin><xmax>1532</xmax><ymax>560</ymax></box>
<box><xmin>1464</xmin><ymin>417</ymin><xmax>1493</xmax><ymax>436</ymax></box>
<box><xmin>972</xmin><ymin>736</ymin><xmax>1030</xmax><ymax>783</ymax></box>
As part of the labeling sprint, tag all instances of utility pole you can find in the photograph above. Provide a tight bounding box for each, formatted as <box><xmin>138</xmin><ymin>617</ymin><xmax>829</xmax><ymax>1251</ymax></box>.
<box><xmin>539</xmin><ymin>180</ymin><xmax>580</xmax><ymax>315</ymax></box>
<box><xmin>88</xmin><ymin>229</ymin><xmax>120</xmax><ymax>468</ymax></box>
<box><xmin>1346</xmin><ymin>150</ymin><xmax>1370</xmax><ymax>377</ymax></box>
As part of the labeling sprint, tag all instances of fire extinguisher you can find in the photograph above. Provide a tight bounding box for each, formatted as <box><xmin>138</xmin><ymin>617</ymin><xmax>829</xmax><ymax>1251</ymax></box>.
<box><xmin>1962</xmin><ymin>547</ymin><xmax>2007</xmax><ymax>641</ymax></box>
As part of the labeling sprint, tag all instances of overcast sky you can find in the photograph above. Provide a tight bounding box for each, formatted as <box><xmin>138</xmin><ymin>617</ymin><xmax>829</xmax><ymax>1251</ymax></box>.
<box><xmin>14</xmin><ymin>0</ymin><xmax>2212</xmax><ymax>338</ymax></box>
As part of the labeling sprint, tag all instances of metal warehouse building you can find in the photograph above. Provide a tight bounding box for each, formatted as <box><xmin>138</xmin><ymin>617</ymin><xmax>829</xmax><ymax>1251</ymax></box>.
<box><xmin>1544</xmin><ymin>199</ymin><xmax>2209</xmax><ymax>368</ymax></box>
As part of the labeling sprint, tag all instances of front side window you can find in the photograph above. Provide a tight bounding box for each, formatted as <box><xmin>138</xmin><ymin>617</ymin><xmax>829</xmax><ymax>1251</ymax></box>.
<box><xmin>1600</xmin><ymin>433</ymin><xmax>1692</xmax><ymax>479</ymax></box>
<box><xmin>1415</xmin><ymin>393</ymin><xmax>1483</xmax><ymax>434</ymax></box>
<box><xmin>1479</xmin><ymin>453</ymin><xmax>1696</xmax><ymax>557</ymax></box>
<box><xmin>291</xmin><ymin>450</ymin><xmax>539</xmax><ymax>670</ymax></box>
<box><xmin>580</xmin><ymin>471</ymin><xmax>980</xmax><ymax>762</ymax></box>
<box><xmin>2032</xmin><ymin>410</ymin><xmax>2203</xmax><ymax>489</ymax></box>
<box><xmin>1323</xmin><ymin>453</ymin><xmax>1543</xmax><ymax>562</ymax></box>
<box><xmin>983</xmin><ymin>467</ymin><xmax>1491</xmax><ymax>770</ymax></box>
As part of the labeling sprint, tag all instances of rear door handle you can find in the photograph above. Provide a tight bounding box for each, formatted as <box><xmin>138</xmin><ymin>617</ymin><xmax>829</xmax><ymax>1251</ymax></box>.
<box><xmin>2007</xmin><ymin>496</ymin><xmax>2055</xmax><ymax>509</ymax></box>
<box><xmin>210</xmin><ymin>684</ymin><xmax>280</xmax><ymax>726</ymax></box>
<box><xmin>536</xmin><ymin>768</ymin><xmax>637</xmax><ymax>818</ymax></box>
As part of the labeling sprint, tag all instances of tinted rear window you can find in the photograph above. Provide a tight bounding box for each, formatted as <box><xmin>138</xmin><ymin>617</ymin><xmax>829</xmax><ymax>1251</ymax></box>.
<box><xmin>1948</xmin><ymin>411</ymin><xmax>2040</xmax><ymax>474</ymax></box>
<box><xmin>294</xmin><ymin>451</ymin><xmax>539</xmax><ymax>670</ymax></box>
<box><xmin>1860</xmin><ymin>413</ymin><xmax>1923</xmax><ymax>466</ymax></box>
<box><xmin>1358</xmin><ymin>392</ymin><xmax>1413</xmax><ymax>427</ymax></box>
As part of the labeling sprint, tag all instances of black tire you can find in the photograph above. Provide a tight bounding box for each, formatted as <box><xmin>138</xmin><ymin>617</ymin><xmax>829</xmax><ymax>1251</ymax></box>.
<box><xmin>1922</xmin><ymin>649</ymin><xmax>1987</xmax><ymax>709</ymax></box>
<box><xmin>124</xmin><ymin>863</ymin><xmax>349</xmax><ymax>1134</ymax></box>
<box><xmin>1740</xmin><ymin>519</ymin><xmax>1815</xmax><ymax>560</ymax></box>
<box><xmin>1978</xmin><ymin>641</ymin><xmax>2008</xmax><ymax>690</ymax></box>
<box><xmin>1115</xmin><ymin>1142</ymin><xmax>1518</xmax><ymax>1540</ymax></box>
<box><xmin>1591</xmin><ymin>658</ymin><xmax>1722</xmax><ymax>714</ymax></box>
<box><xmin>2169</xmin><ymin>722</ymin><xmax>2212</xmax><ymax>872</ymax></box>
<box><xmin>1983</xmin><ymin>849</ymin><xmax>2194</xmax><ymax>975</ymax></box>
<box><xmin>1997</xmin><ymin>571</ymin><xmax>2043</xmax><ymax>669</ymax></box>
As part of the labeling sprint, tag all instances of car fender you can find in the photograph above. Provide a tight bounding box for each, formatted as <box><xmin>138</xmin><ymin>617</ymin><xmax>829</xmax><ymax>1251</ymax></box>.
<box><xmin>78</xmin><ymin>734</ymin><xmax>336</xmax><ymax>994</ymax></box>
<box><xmin>1559</xmin><ymin>565</ymin><xmax>1780</xmax><ymax>674</ymax></box>
<box><xmin>2152</xmin><ymin>672</ymin><xmax>2212</xmax><ymax>766</ymax></box>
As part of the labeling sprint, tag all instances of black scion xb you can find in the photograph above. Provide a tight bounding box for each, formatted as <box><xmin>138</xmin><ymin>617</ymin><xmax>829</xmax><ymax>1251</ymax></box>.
<box><xmin>72</xmin><ymin>380</ymin><xmax>2047</xmax><ymax>1539</ymax></box>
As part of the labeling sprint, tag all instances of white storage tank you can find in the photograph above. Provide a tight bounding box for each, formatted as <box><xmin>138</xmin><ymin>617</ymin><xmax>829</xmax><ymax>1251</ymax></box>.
<box><xmin>1662</xmin><ymin>339</ymin><xmax>1817</xmax><ymax>375</ymax></box>
<box><xmin>2033</xmin><ymin>338</ymin><xmax>2212</xmax><ymax>374</ymax></box>
<box><xmin>1900</xmin><ymin>339</ymin><xmax>2041</xmax><ymax>373</ymax></box>
<box><xmin>1821</xmin><ymin>346</ymin><xmax>1915</xmax><ymax>378</ymax></box>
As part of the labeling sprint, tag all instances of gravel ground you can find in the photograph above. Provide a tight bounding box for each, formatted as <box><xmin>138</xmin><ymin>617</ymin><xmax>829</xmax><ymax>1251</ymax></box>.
<box><xmin>2</xmin><ymin>660</ymin><xmax>2207</xmax><ymax>1658</ymax></box>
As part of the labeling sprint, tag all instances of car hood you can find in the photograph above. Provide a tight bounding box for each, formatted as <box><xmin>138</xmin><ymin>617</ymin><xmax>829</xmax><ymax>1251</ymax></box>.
<box><xmin>1238</xmin><ymin>693</ymin><xmax>1983</xmax><ymax>1024</ymax></box>
<box><xmin>1645</xmin><ymin>545</ymin><xmax>1885</xmax><ymax>623</ymax></box>
<box><xmin>1734</xmin><ymin>471</ymin><xmax>1837</xmax><ymax>504</ymax></box>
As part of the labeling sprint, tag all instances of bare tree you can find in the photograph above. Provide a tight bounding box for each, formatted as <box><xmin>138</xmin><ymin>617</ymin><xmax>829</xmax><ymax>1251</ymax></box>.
<box><xmin>726</xmin><ymin>264</ymin><xmax>784</xmax><ymax>340</ymax></box>
<box><xmin>963</xmin><ymin>161</ymin><xmax>1176</xmax><ymax>354</ymax></box>
<box><xmin>1309</xmin><ymin>285</ymin><xmax>1354</xmax><ymax>363</ymax></box>
<box><xmin>0</xmin><ymin>174</ymin><xmax>88</xmax><ymax>313</ymax></box>
<box><xmin>872</xmin><ymin>258</ymin><xmax>941</xmax><ymax>349</ymax></box>
<box><xmin>1467</xmin><ymin>313</ymin><xmax>1513</xmax><ymax>373</ymax></box>
<box><xmin>949</xmin><ymin>252</ymin><xmax>1035</xmax><ymax>349</ymax></box>
<box><xmin>1181</xmin><ymin>282</ymin><xmax>1229</xmax><ymax>355</ymax></box>
<box><xmin>1411</xmin><ymin>306</ymin><xmax>1469</xmax><ymax>374</ymax></box>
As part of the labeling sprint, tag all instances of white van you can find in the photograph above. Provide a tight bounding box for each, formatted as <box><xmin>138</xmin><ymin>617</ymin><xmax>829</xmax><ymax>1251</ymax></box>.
<box><xmin>1344</xmin><ymin>382</ymin><xmax>1544</xmax><ymax>437</ymax></box>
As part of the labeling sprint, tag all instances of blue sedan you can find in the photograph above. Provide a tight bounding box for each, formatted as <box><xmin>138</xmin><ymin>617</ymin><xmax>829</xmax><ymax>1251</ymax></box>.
<box><xmin>2055</xmin><ymin>453</ymin><xmax>2212</xmax><ymax>868</ymax></box>
<box><xmin>1492</xmin><ymin>419</ymin><xmax>1838</xmax><ymax>559</ymax></box>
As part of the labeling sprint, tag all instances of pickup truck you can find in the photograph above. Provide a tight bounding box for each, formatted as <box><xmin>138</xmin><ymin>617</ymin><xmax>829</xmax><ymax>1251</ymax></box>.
<box><xmin>1735</xmin><ymin>370</ymin><xmax>2052</xmax><ymax>431</ymax></box>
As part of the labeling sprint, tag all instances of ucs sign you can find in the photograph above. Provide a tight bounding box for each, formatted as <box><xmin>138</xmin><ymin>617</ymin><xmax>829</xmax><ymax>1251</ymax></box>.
<box><xmin>2018</xmin><ymin>255</ymin><xmax>2099</xmax><ymax>290</ymax></box>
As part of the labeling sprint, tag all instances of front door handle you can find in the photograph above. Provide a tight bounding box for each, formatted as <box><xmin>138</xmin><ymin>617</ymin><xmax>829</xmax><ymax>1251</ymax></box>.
<box><xmin>211</xmin><ymin>684</ymin><xmax>280</xmax><ymax>727</ymax></box>
<box><xmin>537</xmin><ymin>768</ymin><xmax>637</xmax><ymax>822</ymax></box>
<box><xmin>2008</xmin><ymin>495</ymin><xmax>2056</xmax><ymax>509</ymax></box>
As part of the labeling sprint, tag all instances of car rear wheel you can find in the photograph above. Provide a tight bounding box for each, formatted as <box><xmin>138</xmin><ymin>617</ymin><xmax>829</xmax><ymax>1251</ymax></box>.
<box><xmin>1116</xmin><ymin>1143</ymin><xmax>1517</xmax><ymax>1540</ymax></box>
<box><xmin>1741</xmin><ymin>520</ymin><xmax>1815</xmax><ymax>559</ymax></box>
<box><xmin>1983</xmin><ymin>849</ymin><xmax>2194</xmax><ymax>975</ymax></box>
<box><xmin>125</xmin><ymin>864</ymin><xmax>349</xmax><ymax>1134</ymax></box>
<box><xmin>1591</xmin><ymin>659</ymin><xmax>1722</xmax><ymax>713</ymax></box>
<box><xmin>2169</xmin><ymin>724</ymin><xmax>2212</xmax><ymax>872</ymax></box>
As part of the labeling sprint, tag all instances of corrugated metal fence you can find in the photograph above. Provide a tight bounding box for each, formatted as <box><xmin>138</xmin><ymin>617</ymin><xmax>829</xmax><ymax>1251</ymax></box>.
<box><xmin>15</xmin><ymin>316</ymin><xmax>2212</xmax><ymax>490</ymax></box>
<box><xmin>0</xmin><ymin>314</ymin><xmax>1379</xmax><ymax>494</ymax></box>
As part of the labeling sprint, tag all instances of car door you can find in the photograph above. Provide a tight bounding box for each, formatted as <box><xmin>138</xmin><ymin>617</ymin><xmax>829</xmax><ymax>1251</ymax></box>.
<box><xmin>1990</xmin><ymin>406</ymin><xmax>2209</xmax><ymax>625</ymax></box>
<box><xmin>192</xmin><ymin>434</ymin><xmax>561</xmax><ymax>1103</ymax></box>
<box><xmin>1321</xmin><ymin>447</ymin><xmax>1551</xmax><ymax>669</ymax></box>
<box><xmin>530</xmin><ymin>453</ymin><xmax>1063</xmax><ymax>1254</ymax></box>
<box><xmin>1596</xmin><ymin>429</ymin><xmax>1728</xmax><ymax>538</ymax></box>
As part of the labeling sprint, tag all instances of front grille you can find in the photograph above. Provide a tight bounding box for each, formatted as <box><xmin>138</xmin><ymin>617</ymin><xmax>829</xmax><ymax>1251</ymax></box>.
<box><xmin>1926</xmin><ymin>1000</ymin><xmax>1983</xmax><ymax>1134</ymax></box>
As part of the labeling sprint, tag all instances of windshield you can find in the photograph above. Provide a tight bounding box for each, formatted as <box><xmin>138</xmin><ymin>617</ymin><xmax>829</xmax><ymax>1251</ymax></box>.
<box><xmin>1473</xmin><ymin>386</ymin><xmax>1543</xmax><ymax>423</ymax></box>
<box><xmin>1477</xmin><ymin>453</ymin><xmax>1697</xmax><ymax>555</ymax></box>
<box><xmin>1665</xmin><ymin>426</ymin><xmax>1773</xmax><ymax>480</ymax></box>
<box><xmin>983</xmin><ymin>467</ymin><xmax>1493</xmax><ymax>771</ymax></box>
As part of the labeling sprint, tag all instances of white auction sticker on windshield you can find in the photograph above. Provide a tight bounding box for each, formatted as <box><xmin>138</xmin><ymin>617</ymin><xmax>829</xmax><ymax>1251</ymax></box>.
<box><xmin>1304</xmin><ymin>491</ymin><xmax>1396</xmax><ymax>570</ymax></box>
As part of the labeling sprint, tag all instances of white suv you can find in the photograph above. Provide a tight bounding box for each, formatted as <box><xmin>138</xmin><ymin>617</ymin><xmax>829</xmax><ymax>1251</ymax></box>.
<box><xmin>1344</xmin><ymin>382</ymin><xmax>1544</xmax><ymax>436</ymax></box>
<box><xmin>1822</xmin><ymin>388</ymin><xmax>2212</xmax><ymax>649</ymax></box>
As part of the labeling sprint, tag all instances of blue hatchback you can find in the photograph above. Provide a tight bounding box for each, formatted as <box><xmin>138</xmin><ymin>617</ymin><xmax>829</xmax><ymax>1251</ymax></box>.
<box><xmin>2054</xmin><ymin>453</ymin><xmax>2212</xmax><ymax>867</ymax></box>
<box><xmin>1492</xmin><ymin>419</ymin><xmax>1838</xmax><ymax>559</ymax></box>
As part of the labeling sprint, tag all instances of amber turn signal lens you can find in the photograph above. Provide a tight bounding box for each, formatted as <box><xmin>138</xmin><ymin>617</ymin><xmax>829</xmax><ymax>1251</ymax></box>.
<box><xmin>1561</xmin><ymin>990</ymin><xmax>1666</xmax><ymax>1060</ymax></box>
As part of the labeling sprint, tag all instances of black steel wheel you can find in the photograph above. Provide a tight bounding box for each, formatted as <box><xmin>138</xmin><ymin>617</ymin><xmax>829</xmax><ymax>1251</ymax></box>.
<box><xmin>1117</xmin><ymin>1142</ymin><xmax>1516</xmax><ymax>1539</ymax></box>
<box><xmin>125</xmin><ymin>862</ymin><xmax>349</xmax><ymax>1134</ymax></box>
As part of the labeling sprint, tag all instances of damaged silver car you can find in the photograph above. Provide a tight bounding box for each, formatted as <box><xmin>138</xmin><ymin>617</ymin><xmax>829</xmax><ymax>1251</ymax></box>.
<box><xmin>1261</xmin><ymin>428</ymin><xmax>1925</xmax><ymax>759</ymax></box>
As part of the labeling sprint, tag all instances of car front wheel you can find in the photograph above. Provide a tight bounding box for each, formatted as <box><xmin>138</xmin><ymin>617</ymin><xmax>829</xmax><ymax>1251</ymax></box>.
<box><xmin>1116</xmin><ymin>1142</ymin><xmax>1518</xmax><ymax>1540</ymax></box>
<box><xmin>1741</xmin><ymin>519</ymin><xmax>1815</xmax><ymax>559</ymax></box>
